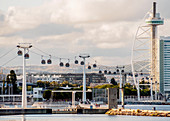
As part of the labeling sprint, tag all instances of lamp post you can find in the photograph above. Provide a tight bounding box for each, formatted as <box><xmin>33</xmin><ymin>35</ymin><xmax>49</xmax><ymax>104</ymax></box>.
<box><xmin>155</xmin><ymin>81</ymin><xmax>157</xmax><ymax>100</ymax></box>
<box><xmin>9</xmin><ymin>75</ymin><xmax>13</xmax><ymax>95</ymax></box>
<box><xmin>116</xmin><ymin>66</ymin><xmax>125</xmax><ymax>108</ymax></box>
<box><xmin>17</xmin><ymin>43</ymin><xmax>32</xmax><ymax>108</ymax></box>
<box><xmin>79</xmin><ymin>54</ymin><xmax>90</xmax><ymax>103</ymax></box>
<box><xmin>150</xmin><ymin>77</ymin><xmax>153</xmax><ymax>100</ymax></box>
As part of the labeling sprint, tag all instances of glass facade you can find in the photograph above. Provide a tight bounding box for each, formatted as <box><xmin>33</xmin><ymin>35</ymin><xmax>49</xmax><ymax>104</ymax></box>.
<box><xmin>160</xmin><ymin>37</ymin><xmax>170</xmax><ymax>95</ymax></box>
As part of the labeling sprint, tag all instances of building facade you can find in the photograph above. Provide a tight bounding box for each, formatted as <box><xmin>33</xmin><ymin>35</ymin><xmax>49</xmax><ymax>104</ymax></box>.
<box><xmin>17</xmin><ymin>73</ymin><xmax>106</xmax><ymax>86</ymax></box>
<box><xmin>59</xmin><ymin>73</ymin><xmax>106</xmax><ymax>86</ymax></box>
<box><xmin>160</xmin><ymin>36</ymin><xmax>170</xmax><ymax>96</ymax></box>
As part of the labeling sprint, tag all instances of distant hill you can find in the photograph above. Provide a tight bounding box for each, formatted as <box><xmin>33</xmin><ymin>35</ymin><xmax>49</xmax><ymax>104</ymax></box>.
<box><xmin>2</xmin><ymin>61</ymin><xmax>150</xmax><ymax>75</ymax></box>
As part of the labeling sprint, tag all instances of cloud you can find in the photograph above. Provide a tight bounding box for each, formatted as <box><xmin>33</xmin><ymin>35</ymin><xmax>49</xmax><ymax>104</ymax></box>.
<box><xmin>3</xmin><ymin>0</ymin><xmax>151</xmax><ymax>30</ymax></box>
<box><xmin>1</xmin><ymin>0</ymin><xmax>170</xmax><ymax>67</ymax></box>
<box><xmin>50</xmin><ymin>0</ymin><xmax>151</xmax><ymax>24</ymax></box>
<box><xmin>93</xmin><ymin>56</ymin><xmax>131</xmax><ymax>66</ymax></box>
<box><xmin>5</xmin><ymin>23</ymin><xmax>83</xmax><ymax>39</ymax></box>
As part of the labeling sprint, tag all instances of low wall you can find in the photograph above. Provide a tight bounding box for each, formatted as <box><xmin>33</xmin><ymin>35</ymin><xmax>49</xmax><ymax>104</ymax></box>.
<box><xmin>77</xmin><ymin>109</ymin><xmax>109</xmax><ymax>114</ymax></box>
<box><xmin>0</xmin><ymin>108</ymin><xmax>52</xmax><ymax>115</ymax></box>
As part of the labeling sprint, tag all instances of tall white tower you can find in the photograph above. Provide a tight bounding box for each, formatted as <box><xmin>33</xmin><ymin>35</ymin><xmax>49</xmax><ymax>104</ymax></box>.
<box><xmin>145</xmin><ymin>2</ymin><xmax>164</xmax><ymax>85</ymax></box>
<box><xmin>131</xmin><ymin>2</ymin><xmax>164</xmax><ymax>100</ymax></box>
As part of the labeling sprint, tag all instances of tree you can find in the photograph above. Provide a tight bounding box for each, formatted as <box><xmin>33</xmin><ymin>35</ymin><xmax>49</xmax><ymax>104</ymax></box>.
<box><xmin>50</xmin><ymin>81</ymin><xmax>59</xmax><ymax>88</ymax></box>
<box><xmin>110</xmin><ymin>78</ymin><xmax>118</xmax><ymax>85</ymax></box>
<box><xmin>94</xmin><ymin>84</ymin><xmax>118</xmax><ymax>89</ymax></box>
<box><xmin>139</xmin><ymin>79</ymin><xmax>150</xmax><ymax>89</ymax></box>
<box><xmin>124</xmin><ymin>83</ymin><xmax>137</xmax><ymax>96</ymax></box>
<box><xmin>43</xmin><ymin>90</ymin><xmax>52</xmax><ymax>100</ymax></box>
<box><xmin>37</xmin><ymin>80</ymin><xmax>45</xmax><ymax>88</ymax></box>
<box><xmin>6</xmin><ymin>70</ymin><xmax>17</xmax><ymax>94</ymax></box>
<box><xmin>10</xmin><ymin>70</ymin><xmax>17</xmax><ymax>94</ymax></box>
<box><xmin>2</xmin><ymin>79</ymin><xmax>5</xmax><ymax>94</ymax></box>
<box><xmin>45</xmin><ymin>81</ymin><xmax>50</xmax><ymax>87</ymax></box>
<box><xmin>61</xmin><ymin>81</ymin><xmax>69</xmax><ymax>87</ymax></box>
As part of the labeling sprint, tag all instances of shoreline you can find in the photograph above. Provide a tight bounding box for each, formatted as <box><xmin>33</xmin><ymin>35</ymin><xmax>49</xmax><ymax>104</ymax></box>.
<box><xmin>106</xmin><ymin>108</ymin><xmax>170</xmax><ymax>117</ymax></box>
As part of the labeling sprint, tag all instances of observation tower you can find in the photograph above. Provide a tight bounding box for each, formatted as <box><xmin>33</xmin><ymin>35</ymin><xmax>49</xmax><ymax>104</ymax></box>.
<box><xmin>146</xmin><ymin>2</ymin><xmax>164</xmax><ymax>87</ymax></box>
<box><xmin>131</xmin><ymin>2</ymin><xmax>164</xmax><ymax>100</ymax></box>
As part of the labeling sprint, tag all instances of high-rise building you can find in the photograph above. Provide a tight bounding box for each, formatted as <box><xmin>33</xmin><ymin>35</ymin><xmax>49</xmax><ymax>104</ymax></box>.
<box><xmin>160</xmin><ymin>36</ymin><xmax>170</xmax><ymax>96</ymax></box>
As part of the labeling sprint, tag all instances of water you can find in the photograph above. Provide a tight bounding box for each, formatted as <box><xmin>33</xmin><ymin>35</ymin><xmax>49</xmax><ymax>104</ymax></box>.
<box><xmin>5</xmin><ymin>104</ymin><xmax>170</xmax><ymax>111</ymax></box>
<box><xmin>0</xmin><ymin>114</ymin><xmax>169</xmax><ymax>121</ymax></box>
<box><xmin>0</xmin><ymin>105</ymin><xmax>169</xmax><ymax>121</ymax></box>
<box><xmin>120</xmin><ymin>104</ymin><xmax>170</xmax><ymax>111</ymax></box>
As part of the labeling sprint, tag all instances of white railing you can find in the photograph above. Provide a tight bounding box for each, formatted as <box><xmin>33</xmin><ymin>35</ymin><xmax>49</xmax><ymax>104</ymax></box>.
<box><xmin>124</xmin><ymin>96</ymin><xmax>151</xmax><ymax>101</ymax></box>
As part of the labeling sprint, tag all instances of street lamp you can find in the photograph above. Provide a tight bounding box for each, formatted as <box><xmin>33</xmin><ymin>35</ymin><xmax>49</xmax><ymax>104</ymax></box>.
<box><xmin>8</xmin><ymin>76</ymin><xmax>10</xmax><ymax>95</ymax></box>
<box><xmin>8</xmin><ymin>75</ymin><xmax>13</xmax><ymax>95</ymax></box>
<box><xmin>17</xmin><ymin>43</ymin><xmax>32</xmax><ymax>108</ymax></box>
<box><xmin>155</xmin><ymin>81</ymin><xmax>158</xmax><ymax>100</ymax></box>
<box><xmin>116</xmin><ymin>66</ymin><xmax>125</xmax><ymax>108</ymax></box>
<box><xmin>79</xmin><ymin>54</ymin><xmax>90</xmax><ymax>103</ymax></box>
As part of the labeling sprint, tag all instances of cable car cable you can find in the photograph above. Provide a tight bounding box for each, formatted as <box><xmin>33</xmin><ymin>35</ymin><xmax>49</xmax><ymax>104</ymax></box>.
<box><xmin>0</xmin><ymin>47</ymin><xmax>16</xmax><ymax>59</ymax></box>
<box><xmin>0</xmin><ymin>55</ymin><xmax>18</xmax><ymax>67</ymax></box>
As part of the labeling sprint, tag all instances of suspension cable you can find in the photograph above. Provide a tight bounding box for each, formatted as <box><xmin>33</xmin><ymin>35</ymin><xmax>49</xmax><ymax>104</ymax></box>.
<box><xmin>0</xmin><ymin>55</ymin><xmax>18</xmax><ymax>67</ymax></box>
<box><xmin>32</xmin><ymin>46</ymin><xmax>73</xmax><ymax>60</ymax></box>
<box><xmin>0</xmin><ymin>47</ymin><xmax>16</xmax><ymax>59</ymax></box>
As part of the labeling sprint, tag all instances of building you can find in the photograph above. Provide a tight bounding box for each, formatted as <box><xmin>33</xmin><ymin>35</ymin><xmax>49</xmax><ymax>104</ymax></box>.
<box><xmin>160</xmin><ymin>36</ymin><xmax>170</xmax><ymax>97</ymax></box>
<box><xmin>17</xmin><ymin>73</ymin><xmax>106</xmax><ymax>86</ymax></box>
<box><xmin>59</xmin><ymin>73</ymin><xmax>106</xmax><ymax>86</ymax></box>
<box><xmin>33</xmin><ymin>88</ymin><xmax>44</xmax><ymax>101</ymax></box>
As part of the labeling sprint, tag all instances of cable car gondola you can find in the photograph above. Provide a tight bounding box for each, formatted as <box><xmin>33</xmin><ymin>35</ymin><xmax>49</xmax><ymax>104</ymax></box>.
<box><xmin>17</xmin><ymin>50</ymin><xmax>22</xmax><ymax>56</ymax></box>
<box><xmin>93</xmin><ymin>64</ymin><xmax>97</xmax><ymax>68</ymax></box>
<box><xmin>93</xmin><ymin>61</ymin><xmax>97</xmax><ymax>68</ymax></box>
<box><xmin>135</xmin><ymin>74</ymin><xmax>138</xmax><ymax>77</ymax></box>
<box><xmin>47</xmin><ymin>55</ymin><xmax>52</xmax><ymax>64</ymax></box>
<box><xmin>81</xmin><ymin>61</ymin><xmax>84</xmax><ymax>65</ymax></box>
<box><xmin>104</xmin><ymin>70</ymin><xmax>107</xmax><ymax>74</ymax></box>
<box><xmin>24</xmin><ymin>53</ymin><xmax>29</xmax><ymax>59</ymax></box>
<box><xmin>74</xmin><ymin>56</ymin><xmax>79</xmax><ymax>64</ymax></box>
<box><xmin>47</xmin><ymin>59</ymin><xmax>52</xmax><ymax>64</ymax></box>
<box><xmin>65</xmin><ymin>63</ymin><xmax>70</xmax><ymax>67</ymax></box>
<box><xmin>59</xmin><ymin>58</ymin><xmax>64</xmax><ymax>67</ymax></box>
<box><xmin>41</xmin><ymin>59</ymin><xmax>46</xmax><ymax>64</ymax></box>
<box><xmin>116</xmin><ymin>69</ymin><xmax>119</xmax><ymax>73</ymax></box>
<box><xmin>75</xmin><ymin>60</ymin><xmax>78</xmax><ymax>64</ymax></box>
<box><xmin>65</xmin><ymin>59</ymin><xmax>70</xmax><ymax>67</ymax></box>
<box><xmin>60</xmin><ymin>62</ymin><xmax>64</xmax><ymax>67</ymax></box>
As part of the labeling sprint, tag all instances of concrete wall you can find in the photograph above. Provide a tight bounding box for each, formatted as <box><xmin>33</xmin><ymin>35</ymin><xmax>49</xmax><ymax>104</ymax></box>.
<box><xmin>77</xmin><ymin>109</ymin><xmax>108</xmax><ymax>114</ymax></box>
<box><xmin>108</xmin><ymin>88</ymin><xmax>117</xmax><ymax>109</ymax></box>
<box><xmin>0</xmin><ymin>108</ymin><xmax>52</xmax><ymax>115</ymax></box>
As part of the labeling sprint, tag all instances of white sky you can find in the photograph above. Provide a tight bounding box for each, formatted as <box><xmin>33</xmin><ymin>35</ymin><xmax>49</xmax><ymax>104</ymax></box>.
<box><xmin>0</xmin><ymin>0</ymin><xmax>170</xmax><ymax>67</ymax></box>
